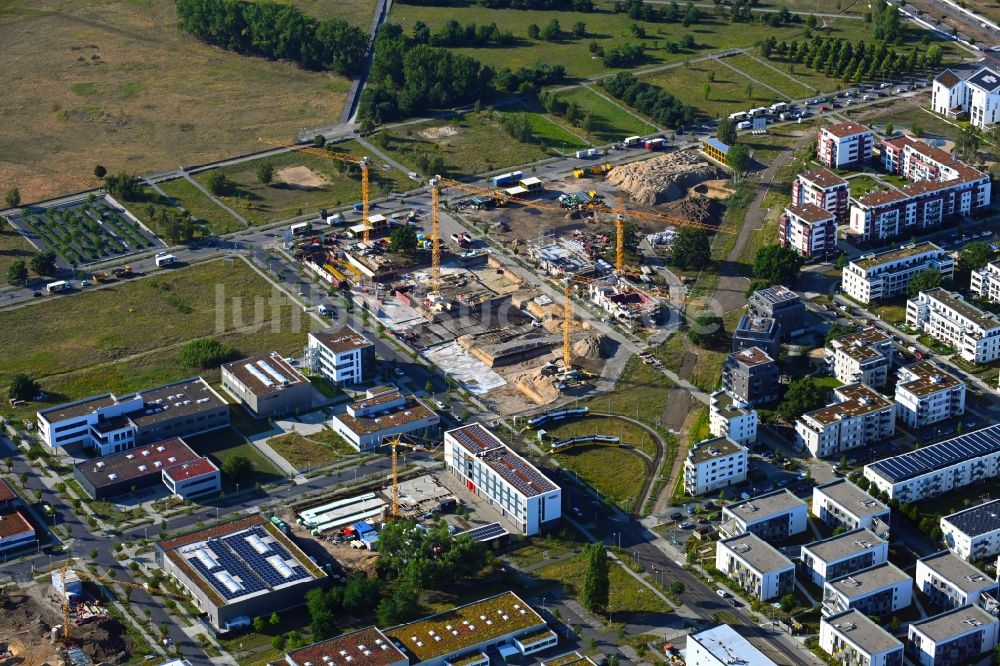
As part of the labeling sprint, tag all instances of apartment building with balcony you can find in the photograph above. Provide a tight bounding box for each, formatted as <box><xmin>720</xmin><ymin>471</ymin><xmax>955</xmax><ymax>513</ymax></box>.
<box><xmin>971</xmin><ymin>260</ymin><xmax>1000</xmax><ymax>303</ymax></box>
<box><xmin>748</xmin><ymin>285</ymin><xmax>805</xmax><ymax>340</ymax></box>
<box><xmin>715</xmin><ymin>533</ymin><xmax>794</xmax><ymax>601</ymax></box>
<box><xmin>894</xmin><ymin>361</ymin><xmax>965</xmax><ymax>428</ymax></box>
<box><xmin>684</xmin><ymin>435</ymin><xmax>749</xmax><ymax>497</ymax></box>
<box><xmin>779</xmin><ymin>204</ymin><xmax>838</xmax><ymax>261</ymax></box>
<box><xmin>795</xmin><ymin>384</ymin><xmax>895</xmax><ymax>458</ymax></box>
<box><xmin>941</xmin><ymin>500</ymin><xmax>1000</xmax><ymax>561</ymax></box>
<box><xmin>722</xmin><ymin>347</ymin><xmax>780</xmax><ymax>406</ymax></box>
<box><xmin>906</xmin><ymin>289</ymin><xmax>1000</xmax><ymax>365</ymax></box>
<box><xmin>817</xmin><ymin>123</ymin><xmax>872</xmax><ymax>169</ymax></box>
<box><xmin>732</xmin><ymin>316</ymin><xmax>781</xmax><ymax>358</ymax></box>
<box><xmin>708</xmin><ymin>391</ymin><xmax>757</xmax><ymax>446</ymax></box>
<box><xmin>826</xmin><ymin>328</ymin><xmax>894</xmax><ymax>389</ymax></box>
<box><xmin>791</xmin><ymin>168</ymin><xmax>850</xmax><ymax>223</ymax></box>
<box><xmin>719</xmin><ymin>489</ymin><xmax>807</xmax><ymax>541</ymax></box>
<box><xmin>801</xmin><ymin>529</ymin><xmax>889</xmax><ymax>587</ymax></box>
<box><xmin>812</xmin><ymin>479</ymin><xmax>890</xmax><ymax>535</ymax></box>
<box><xmin>822</xmin><ymin>562</ymin><xmax>912</xmax><ymax>618</ymax></box>
<box><xmin>916</xmin><ymin>551</ymin><xmax>1000</xmax><ymax>614</ymax></box>
<box><xmin>820</xmin><ymin>609</ymin><xmax>903</xmax><ymax>666</ymax></box>
<box><xmin>842</xmin><ymin>243</ymin><xmax>954</xmax><ymax>304</ymax></box>
<box><xmin>931</xmin><ymin>66</ymin><xmax>1000</xmax><ymax>128</ymax></box>
<box><xmin>907</xmin><ymin>605</ymin><xmax>1000</xmax><ymax>666</ymax></box>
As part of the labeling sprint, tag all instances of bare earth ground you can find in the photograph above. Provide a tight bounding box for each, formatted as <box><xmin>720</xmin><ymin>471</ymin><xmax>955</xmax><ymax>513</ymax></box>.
<box><xmin>277</xmin><ymin>166</ymin><xmax>330</xmax><ymax>188</ymax></box>
<box><xmin>0</xmin><ymin>1</ymin><xmax>351</xmax><ymax>202</ymax></box>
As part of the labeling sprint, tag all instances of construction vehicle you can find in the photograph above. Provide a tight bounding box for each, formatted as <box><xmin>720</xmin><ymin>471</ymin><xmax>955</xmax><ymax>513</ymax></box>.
<box><xmin>111</xmin><ymin>264</ymin><xmax>132</xmax><ymax>278</ymax></box>
<box><xmin>573</xmin><ymin>163</ymin><xmax>613</xmax><ymax>178</ymax></box>
<box><xmin>91</xmin><ymin>271</ymin><xmax>110</xmax><ymax>283</ymax></box>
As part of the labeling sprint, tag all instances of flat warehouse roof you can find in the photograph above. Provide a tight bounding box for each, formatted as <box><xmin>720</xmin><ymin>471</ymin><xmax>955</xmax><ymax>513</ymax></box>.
<box><xmin>38</xmin><ymin>393</ymin><xmax>120</xmax><ymax>423</ymax></box>
<box><xmin>131</xmin><ymin>378</ymin><xmax>228</xmax><ymax>427</ymax></box>
<box><xmin>0</xmin><ymin>510</ymin><xmax>34</xmax><ymax>539</ymax></box>
<box><xmin>689</xmin><ymin>625</ymin><xmax>775</xmax><ymax>666</ymax></box>
<box><xmin>222</xmin><ymin>351</ymin><xmax>308</xmax><ymax>397</ymax></box>
<box><xmin>827</xmin><ymin>563</ymin><xmax>910</xmax><ymax>599</ymax></box>
<box><xmin>823</xmin><ymin>610</ymin><xmax>901</xmax><ymax>657</ymax></box>
<box><xmin>814</xmin><ymin>480</ymin><xmax>888</xmax><ymax>518</ymax></box>
<box><xmin>942</xmin><ymin>499</ymin><xmax>1000</xmax><ymax>537</ymax></box>
<box><xmin>910</xmin><ymin>605</ymin><xmax>998</xmax><ymax>643</ymax></box>
<box><xmin>75</xmin><ymin>437</ymin><xmax>200</xmax><ymax>488</ymax></box>
<box><xmin>802</xmin><ymin>528</ymin><xmax>885</xmax><ymax>563</ymax></box>
<box><xmin>866</xmin><ymin>424</ymin><xmax>1000</xmax><ymax>483</ymax></box>
<box><xmin>919</xmin><ymin>551</ymin><xmax>996</xmax><ymax>593</ymax></box>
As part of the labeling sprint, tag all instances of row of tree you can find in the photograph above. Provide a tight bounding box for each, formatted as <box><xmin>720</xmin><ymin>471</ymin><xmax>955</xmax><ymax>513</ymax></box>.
<box><xmin>400</xmin><ymin>0</ymin><xmax>593</xmax><ymax>10</ymax></box>
<box><xmin>496</xmin><ymin>63</ymin><xmax>567</xmax><ymax>95</ymax></box>
<box><xmin>760</xmin><ymin>35</ymin><xmax>943</xmax><ymax>84</ymax></box>
<box><xmin>6</xmin><ymin>251</ymin><xmax>58</xmax><ymax>285</ymax></box>
<box><xmin>613</xmin><ymin>0</ymin><xmax>699</xmax><ymax>26</ymax></box>
<box><xmin>413</xmin><ymin>19</ymin><xmax>516</xmax><ymax>47</ymax></box>
<box><xmin>591</xmin><ymin>42</ymin><xmax>647</xmax><ymax>68</ymax></box>
<box><xmin>360</xmin><ymin>24</ymin><xmax>494</xmax><ymax>124</ymax></box>
<box><xmin>600</xmin><ymin>73</ymin><xmax>697</xmax><ymax>129</ymax></box>
<box><xmin>175</xmin><ymin>0</ymin><xmax>368</xmax><ymax>76</ymax></box>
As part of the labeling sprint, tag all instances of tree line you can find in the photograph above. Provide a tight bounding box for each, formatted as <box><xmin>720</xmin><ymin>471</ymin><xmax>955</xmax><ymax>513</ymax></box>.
<box><xmin>400</xmin><ymin>0</ymin><xmax>594</xmax><ymax>11</ymax></box>
<box><xmin>175</xmin><ymin>0</ymin><xmax>368</xmax><ymax>76</ymax></box>
<box><xmin>601</xmin><ymin>73</ymin><xmax>697</xmax><ymax>129</ymax></box>
<box><xmin>496</xmin><ymin>63</ymin><xmax>567</xmax><ymax>95</ymax></box>
<box><xmin>591</xmin><ymin>42</ymin><xmax>647</xmax><ymax>68</ymax></box>
<box><xmin>413</xmin><ymin>19</ymin><xmax>516</xmax><ymax>47</ymax></box>
<box><xmin>760</xmin><ymin>35</ymin><xmax>942</xmax><ymax>83</ymax></box>
<box><xmin>360</xmin><ymin>24</ymin><xmax>494</xmax><ymax>124</ymax></box>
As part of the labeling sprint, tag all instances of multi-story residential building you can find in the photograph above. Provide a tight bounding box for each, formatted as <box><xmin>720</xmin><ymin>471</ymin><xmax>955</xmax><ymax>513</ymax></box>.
<box><xmin>894</xmin><ymin>361</ymin><xmax>965</xmax><ymax>428</ymax></box>
<box><xmin>708</xmin><ymin>391</ymin><xmax>757</xmax><ymax>446</ymax></box>
<box><xmin>37</xmin><ymin>377</ymin><xmax>229</xmax><ymax>454</ymax></box>
<box><xmin>931</xmin><ymin>66</ymin><xmax>1000</xmax><ymax>128</ymax></box>
<box><xmin>748</xmin><ymin>286</ymin><xmax>805</xmax><ymax>338</ymax></box>
<box><xmin>780</xmin><ymin>204</ymin><xmax>838</xmax><ymax>260</ymax></box>
<box><xmin>722</xmin><ymin>347</ymin><xmax>780</xmax><ymax>406</ymax></box>
<box><xmin>0</xmin><ymin>479</ymin><xmax>34</xmax><ymax>555</ymax></box>
<box><xmin>941</xmin><ymin>500</ymin><xmax>1000</xmax><ymax>561</ymax></box>
<box><xmin>812</xmin><ymin>479</ymin><xmax>891</xmax><ymax>535</ymax></box>
<box><xmin>817</xmin><ymin>122</ymin><xmax>873</xmax><ymax>169</ymax></box>
<box><xmin>732</xmin><ymin>316</ymin><xmax>780</xmax><ymax>358</ymax></box>
<box><xmin>801</xmin><ymin>529</ymin><xmax>889</xmax><ymax>587</ymax></box>
<box><xmin>826</xmin><ymin>328</ymin><xmax>894</xmax><ymax>389</ymax></box>
<box><xmin>842</xmin><ymin>243</ymin><xmax>954</xmax><ymax>304</ymax></box>
<box><xmin>715</xmin><ymin>533</ymin><xmax>795</xmax><ymax>601</ymax></box>
<box><xmin>907</xmin><ymin>605</ymin><xmax>1000</xmax><ymax>666</ymax></box>
<box><xmin>791</xmin><ymin>168</ymin><xmax>850</xmax><ymax>223</ymax></box>
<box><xmin>865</xmin><ymin>423</ymin><xmax>1000</xmax><ymax>502</ymax></box>
<box><xmin>907</xmin><ymin>288</ymin><xmax>1000</xmax><ymax>364</ymax></box>
<box><xmin>220</xmin><ymin>351</ymin><xmax>313</xmax><ymax>419</ymax></box>
<box><xmin>444</xmin><ymin>424</ymin><xmax>561</xmax><ymax>536</ymax></box>
<box><xmin>971</xmin><ymin>260</ymin><xmax>1000</xmax><ymax>303</ymax></box>
<box><xmin>822</xmin><ymin>562</ymin><xmax>913</xmax><ymax>618</ymax></box>
<box><xmin>820</xmin><ymin>609</ymin><xmax>904</xmax><ymax>666</ymax></box>
<box><xmin>329</xmin><ymin>386</ymin><xmax>440</xmax><ymax>452</ymax></box>
<box><xmin>684</xmin><ymin>435</ymin><xmax>749</xmax><ymax>496</ymax></box>
<box><xmin>306</xmin><ymin>325</ymin><xmax>376</xmax><ymax>386</ymax></box>
<box><xmin>916</xmin><ymin>551</ymin><xmax>1000</xmax><ymax>613</ymax></box>
<box><xmin>795</xmin><ymin>384</ymin><xmax>896</xmax><ymax>458</ymax></box>
<box><xmin>686</xmin><ymin>625</ymin><xmax>779</xmax><ymax>666</ymax></box>
<box><xmin>719</xmin><ymin>489</ymin><xmax>808</xmax><ymax>540</ymax></box>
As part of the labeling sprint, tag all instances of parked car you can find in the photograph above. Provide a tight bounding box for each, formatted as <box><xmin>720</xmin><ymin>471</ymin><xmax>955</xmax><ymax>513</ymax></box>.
<box><xmin>393</xmin><ymin>367</ymin><xmax>405</xmax><ymax>377</ymax></box>
<box><xmin>679</xmin><ymin>522</ymin><xmax>695</xmax><ymax>530</ymax></box>
<box><xmin>670</xmin><ymin>512</ymin><xmax>684</xmax><ymax>521</ymax></box>
<box><xmin>717</xmin><ymin>589</ymin><xmax>730</xmax><ymax>598</ymax></box>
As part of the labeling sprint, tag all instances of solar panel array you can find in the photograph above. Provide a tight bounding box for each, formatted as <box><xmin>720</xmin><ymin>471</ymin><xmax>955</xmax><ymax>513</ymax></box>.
<box><xmin>186</xmin><ymin>541</ymin><xmax>265</xmax><ymax>601</ymax></box>
<box><xmin>867</xmin><ymin>424</ymin><xmax>1000</xmax><ymax>483</ymax></box>
<box><xmin>451</xmin><ymin>425</ymin><xmax>556</xmax><ymax>497</ymax></box>
<box><xmin>462</xmin><ymin>522</ymin><xmax>508</xmax><ymax>542</ymax></box>
<box><xmin>222</xmin><ymin>526</ymin><xmax>309</xmax><ymax>588</ymax></box>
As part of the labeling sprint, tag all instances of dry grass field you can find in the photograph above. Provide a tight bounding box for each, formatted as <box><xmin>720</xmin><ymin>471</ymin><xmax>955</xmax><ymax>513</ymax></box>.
<box><xmin>0</xmin><ymin>0</ymin><xmax>354</xmax><ymax>203</ymax></box>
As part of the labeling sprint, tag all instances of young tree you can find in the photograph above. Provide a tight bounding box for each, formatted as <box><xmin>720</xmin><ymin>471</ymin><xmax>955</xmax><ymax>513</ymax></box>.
<box><xmin>94</xmin><ymin>165</ymin><xmax>107</xmax><ymax>179</ymax></box>
<box><xmin>205</xmin><ymin>171</ymin><xmax>234</xmax><ymax>196</ymax></box>
<box><xmin>669</xmin><ymin>581</ymin><xmax>685</xmax><ymax>596</ymax></box>
<box><xmin>572</xmin><ymin>21</ymin><xmax>587</xmax><ymax>37</ymax></box>
<box><xmin>582</xmin><ymin>542</ymin><xmax>610</xmax><ymax>612</ymax></box>
<box><xmin>726</xmin><ymin>143</ymin><xmax>752</xmax><ymax>182</ymax></box>
<box><xmin>955</xmin><ymin>124</ymin><xmax>982</xmax><ymax>163</ymax></box>
<box><xmin>253</xmin><ymin>616</ymin><xmax>266</xmax><ymax>633</ymax></box>
<box><xmin>527</xmin><ymin>23</ymin><xmax>541</xmax><ymax>39</ymax></box>
<box><xmin>29</xmin><ymin>251</ymin><xmax>58</xmax><ymax>276</ymax></box>
<box><xmin>716</xmin><ymin>117</ymin><xmax>737</xmax><ymax>144</ymax></box>
<box><xmin>777</xmin><ymin>378</ymin><xmax>830</xmax><ymax>422</ymax></box>
<box><xmin>540</xmin><ymin>19</ymin><xmax>562</xmax><ymax>41</ymax></box>
<box><xmin>8</xmin><ymin>373</ymin><xmax>41</xmax><ymax>401</ymax></box>
<box><xmin>908</xmin><ymin>267</ymin><xmax>941</xmax><ymax>296</ymax></box>
<box><xmin>6</xmin><ymin>260</ymin><xmax>28</xmax><ymax>286</ymax></box>
<box><xmin>779</xmin><ymin>593</ymin><xmax>795</xmax><ymax>612</ymax></box>
<box><xmin>314</xmin><ymin>135</ymin><xmax>327</xmax><ymax>148</ymax></box>
<box><xmin>703</xmin><ymin>83</ymin><xmax>711</xmax><ymax>101</ymax></box>
<box><xmin>389</xmin><ymin>225</ymin><xmax>418</xmax><ymax>253</ymax></box>
<box><xmin>222</xmin><ymin>454</ymin><xmax>253</xmax><ymax>481</ymax></box>
<box><xmin>4</xmin><ymin>188</ymin><xmax>21</xmax><ymax>210</ymax></box>
<box><xmin>178</xmin><ymin>338</ymin><xmax>235</xmax><ymax>368</ymax></box>
<box><xmin>885</xmin><ymin>121</ymin><xmax>894</xmax><ymax>136</ymax></box>
<box><xmin>752</xmin><ymin>245</ymin><xmax>804</xmax><ymax>286</ymax></box>
<box><xmin>269</xmin><ymin>611</ymin><xmax>281</xmax><ymax>626</ymax></box>
<box><xmin>256</xmin><ymin>160</ymin><xmax>275</xmax><ymax>186</ymax></box>
<box><xmin>671</xmin><ymin>228</ymin><xmax>710</xmax><ymax>270</ymax></box>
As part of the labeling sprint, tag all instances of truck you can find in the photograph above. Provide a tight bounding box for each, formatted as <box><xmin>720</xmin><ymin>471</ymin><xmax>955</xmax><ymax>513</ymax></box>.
<box><xmin>574</xmin><ymin>148</ymin><xmax>598</xmax><ymax>159</ymax></box>
<box><xmin>644</xmin><ymin>138</ymin><xmax>664</xmax><ymax>150</ymax></box>
<box><xmin>111</xmin><ymin>264</ymin><xmax>132</xmax><ymax>278</ymax></box>
<box><xmin>154</xmin><ymin>253</ymin><xmax>177</xmax><ymax>268</ymax></box>
<box><xmin>623</xmin><ymin>136</ymin><xmax>642</xmax><ymax>147</ymax></box>
<box><xmin>769</xmin><ymin>102</ymin><xmax>789</xmax><ymax>114</ymax></box>
<box><xmin>491</xmin><ymin>171</ymin><xmax>523</xmax><ymax>187</ymax></box>
<box><xmin>325</xmin><ymin>213</ymin><xmax>345</xmax><ymax>226</ymax></box>
<box><xmin>91</xmin><ymin>271</ymin><xmax>111</xmax><ymax>283</ymax></box>
<box><xmin>728</xmin><ymin>111</ymin><xmax>749</xmax><ymax>122</ymax></box>
<box><xmin>290</xmin><ymin>221</ymin><xmax>313</xmax><ymax>236</ymax></box>
<box><xmin>749</xmin><ymin>106</ymin><xmax>768</xmax><ymax>117</ymax></box>
<box><xmin>46</xmin><ymin>280</ymin><xmax>70</xmax><ymax>293</ymax></box>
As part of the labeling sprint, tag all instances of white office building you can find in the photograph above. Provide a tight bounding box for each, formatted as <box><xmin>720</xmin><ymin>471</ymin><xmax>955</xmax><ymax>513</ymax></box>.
<box><xmin>812</xmin><ymin>479</ymin><xmax>891</xmax><ymax>535</ymax></box>
<box><xmin>822</xmin><ymin>562</ymin><xmax>913</xmax><ymax>618</ymax></box>
<box><xmin>907</xmin><ymin>288</ymin><xmax>1000</xmax><ymax>365</ymax></box>
<box><xmin>932</xmin><ymin>67</ymin><xmax>1000</xmax><ymax>128</ymax></box>
<box><xmin>801</xmin><ymin>529</ymin><xmax>889</xmax><ymax>588</ymax></box>
<box><xmin>684</xmin><ymin>435</ymin><xmax>749</xmax><ymax>497</ymax></box>
<box><xmin>306</xmin><ymin>325</ymin><xmax>376</xmax><ymax>386</ymax></box>
<box><xmin>826</xmin><ymin>328</ymin><xmax>894</xmax><ymax>389</ymax></box>
<box><xmin>715</xmin><ymin>533</ymin><xmax>795</xmax><ymax>601</ymax></box>
<box><xmin>708</xmin><ymin>391</ymin><xmax>757</xmax><ymax>446</ymax></box>
<box><xmin>941</xmin><ymin>500</ymin><xmax>1000</xmax><ymax>561</ymax></box>
<box><xmin>894</xmin><ymin>361</ymin><xmax>965</xmax><ymax>428</ymax></box>
<box><xmin>444</xmin><ymin>424</ymin><xmax>561</xmax><ymax>536</ymax></box>
<box><xmin>907</xmin><ymin>605</ymin><xmax>1000</xmax><ymax>666</ymax></box>
<box><xmin>719</xmin><ymin>489</ymin><xmax>807</xmax><ymax>541</ymax></box>
<box><xmin>820</xmin><ymin>609</ymin><xmax>903</xmax><ymax>666</ymax></box>
<box><xmin>842</xmin><ymin>243</ymin><xmax>954</xmax><ymax>304</ymax></box>
<box><xmin>686</xmin><ymin>624</ymin><xmax>778</xmax><ymax>666</ymax></box>
<box><xmin>865</xmin><ymin>424</ymin><xmax>1000</xmax><ymax>502</ymax></box>
<box><xmin>795</xmin><ymin>384</ymin><xmax>895</xmax><ymax>459</ymax></box>
<box><xmin>916</xmin><ymin>551</ymin><xmax>1000</xmax><ymax>613</ymax></box>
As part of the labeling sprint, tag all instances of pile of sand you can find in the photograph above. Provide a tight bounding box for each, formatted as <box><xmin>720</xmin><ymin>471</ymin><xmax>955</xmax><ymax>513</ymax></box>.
<box><xmin>420</xmin><ymin>126</ymin><xmax>459</xmax><ymax>140</ymax></box>
<box><xmin>607</xmin><ymin>150</ymin><xmax>723</xmax><ymax>205</ymax></box>
<box><xmin>514</xmin><ymin>367</ymin><xmax>561</xmax><ymax>406</ymax></box>
<box><xmin>277</xmin><ymin>165</ymin><xmax>328</xmax><ymax>188</ymax></box>
<box><xmin>572</xmin><ymin>333</ymin><xmax>613</xmax><ymax>360</ymax></box>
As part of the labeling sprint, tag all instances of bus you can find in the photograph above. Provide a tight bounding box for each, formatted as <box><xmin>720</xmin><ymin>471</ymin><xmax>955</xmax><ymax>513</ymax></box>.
<box><xmin>290</xmin><ymin>221</ymin><xmax>313</xmax><ymax>236</ymax></box>
<box><xmin>155</xmin><ymin>253</ymin><xmax>177</xmax><ymax>268</ymax></box>
<box><xmin>46</xmin><ymin>280</ymin><xmax>69</xmax><ymax>293</ymax></box>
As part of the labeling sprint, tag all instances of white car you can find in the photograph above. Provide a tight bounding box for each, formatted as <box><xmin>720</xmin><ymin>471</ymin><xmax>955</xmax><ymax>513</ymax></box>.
<box><xmin>435</xmin><ymin>400</ymin><xmax>447</xmax><ymax>409</ymax></box>
<box><xmin>716</xmin><ymin>589</ymin><xmax>731</xmax><ymax>598</ymax></box>
<box><xmin>737</xmin><ymin>121</ymin><xmax>752</xmax><ymax>130</ymax></box>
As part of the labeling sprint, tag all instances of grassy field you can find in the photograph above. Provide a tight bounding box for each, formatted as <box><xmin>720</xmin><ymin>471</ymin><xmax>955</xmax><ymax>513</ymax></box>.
<box><xmin>874</xmin><ymin>104</ymin><xmax>963</xmax><ymax>142</ymax></box>
<box><xmin>757</xmin><ymin>0</ymin><xmax>865</xmax><ymax>13</ymax></box>
<box><xmin>547</xmin><ymin>416</ymin><xmax>657</xmax><ymax>458</ymax></box>
<box><xmin>554</xmin><ymin>87</ymin><xmax>657</xmax><ymax>143</ymax></box>
<box><xmin>497</xmin><ymin>101</ymin><xmax>591</xmax><ymax>152</ymax></box>
<box><xmin>0</xmin><ymin>229</ymin><xmax>36</xmax><ymax>280</ymax></box>
<box><xmin>158</xmin><ymin>178</ymin><xmax>245</xmax><ymax>235</ymax></box>
<box><xmin>267</xmin><ymin>428</ymin><xmax>357</xmax><ymax>470</ymax></box>
<box><xmin>556</xmin><ymin>445</ymin><xmax>646</xmax><ymax>509</ymax></box>
<box><xmin>193</xmin><ymin>141</ymin><xmax>413</xmax><ymax>225</ymax></box>
<box><xmin>536</xmin><ymin>551</ymin><xmax>671</xmax><ymax>616</ymax></box>
<box><xmin>655</xmin><ymin>332</ymin><xmax>726</xmax><ymax>393</ymax></box>
<box><xmin>640</xmin><ymin>59</ymin><xmax>774</xmax><ymax>119</ymax></box>
<box><xmin>186</xmin><ymin>427</ymin><xmax>284</xmax><ymax>487</ymax></box>
<box><xmin>0</xmin><ymin>1</ymin><xmax>352</xmax><ymax>203</ymax></box>
<box><xmin>272</xmin><ymin>0</ymin><xmax>377</xmax><ymax>26</ymax></box>
<box><xmin>848</xmin><ymin>175</ymin><xmax>885</xmax><ymax>198</ymax></box>
<box><xmin>726</xmin><ymin>53</ymin><xmax>815</xmax><ymax>100</ymax></box>
<box><xmin>576</xmin><ymin>356</ymin><xmax>675</xmax><ymax>428</ymax></box>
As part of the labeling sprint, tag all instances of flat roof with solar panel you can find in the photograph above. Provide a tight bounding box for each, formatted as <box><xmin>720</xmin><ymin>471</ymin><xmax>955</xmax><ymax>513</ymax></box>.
<box><xmin>460</xmin><ymin>522</ymin><xmax>509</xmax><ymax>543</ymax></box>
<box><xmin>866</xmin><ymin>424</ymin><xmax>1000</xmax><ymax>483</ymax></box>
<box><xmin>942</xmin><ymin>499</ymin><xmax>1000</xmax><ymax>538</ymax></box>
<box><xmin>446</xmin><ymin>424</ymin><xmax>557</xmax><ymax>498</ymax></box>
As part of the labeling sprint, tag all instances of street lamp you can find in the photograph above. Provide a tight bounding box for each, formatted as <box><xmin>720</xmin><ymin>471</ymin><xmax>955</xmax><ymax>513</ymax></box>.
<box><xmin>541</xmin><ymin>597</ymin><xmax>546</xmax><ymax>612</ymax></box>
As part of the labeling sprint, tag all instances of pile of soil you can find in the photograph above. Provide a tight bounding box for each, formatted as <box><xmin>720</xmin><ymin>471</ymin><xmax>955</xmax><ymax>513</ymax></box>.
<box><xmin>607</xmin><ymin>151</ymin><xmax>722</xmax><ymax>205</ymax></box>
<box><xmin>514</xmin><ymin>367</ymin><xmax>561</xmax><ymax>405</ymax></box>
<box><xmin>74</xmin><ymin>618</ymin><xmax>135</xmax><ymax>665</ymax></box>
<box><xmin>572</xmin><ymin>333</ymin><xmax>614</xmax><ymax>360</ymax></box>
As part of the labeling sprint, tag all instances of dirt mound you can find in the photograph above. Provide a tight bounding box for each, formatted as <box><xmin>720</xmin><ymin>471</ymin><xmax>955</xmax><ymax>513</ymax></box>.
<box><xmin>74</xmin><ymin>618</ymin><xmax>135</xmax><ymax>664</ymax></box>
<box><xmin>420</xmin><ymin>126</ymin><xmax>458</xmax><ymax>140</ymax></box>
<box><xmin>277</xmin><ymin>165</ymin><xmax>328</xmax><ymax>189</ymax></box>
<box><xmin>607</xmin><ymin>151</ymin><xmax>722</xmax><ymax>205</ymax></box>
<box><xmin>514</xmin><ymin>367</ymin><xmax>561</xmax><ymax>405</ymax></box>
<box><xmin>693</xmin><ymin>179</ymin><xmax>735</xmax><ymax>200</ymax></box>
<box><xmin>572</xmin><ymin>333</ymin><xmax>613</xmax><ymax>360</ymax></box>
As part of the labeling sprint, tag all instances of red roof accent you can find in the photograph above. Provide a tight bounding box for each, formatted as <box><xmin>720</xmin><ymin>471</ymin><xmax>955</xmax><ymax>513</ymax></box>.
<box><xmin>822</xmin><ymin>122</ymin><xmax>871</xmax><ymax>139</ymax></box>
<box><xmin>0</xmin><ymin>479</ymin><xmax>17</xmax><ymax>503</ymax></box>
<box><xmin>163</xmin><ymin>457</ymin><xmax>219</xmax><ymax>482</ymax></box>
<box><xmin>0</xmin><ymin>510</ymin><xmax>34</xmax><ymax>539</ymax></box>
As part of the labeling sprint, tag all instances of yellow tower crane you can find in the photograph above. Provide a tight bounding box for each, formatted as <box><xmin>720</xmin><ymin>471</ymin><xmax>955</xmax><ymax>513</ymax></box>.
<box><xmin>387</xmin><ymin>436</ymin><xmax>421</xmax><ymax>518</ymax></box>
<box><xmin>430</xmin><ymin>175</ymin><xmax>442</xmax><ymax>294</ymax></box>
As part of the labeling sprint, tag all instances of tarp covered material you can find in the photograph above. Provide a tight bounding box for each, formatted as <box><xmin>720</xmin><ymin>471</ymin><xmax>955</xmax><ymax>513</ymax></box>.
<box><xmin>354</xmin><ymin>520</ymin><xmax>375</xmax><ymax>536</ymax></box>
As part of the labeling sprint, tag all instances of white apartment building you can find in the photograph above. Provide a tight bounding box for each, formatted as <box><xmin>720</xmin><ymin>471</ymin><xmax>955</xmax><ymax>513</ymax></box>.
<box><xmin>894</xmin><ymin>361</ymin><xmax>965</xmax><ymax>428</ymax></box>
<box><xmin>686</xmin><ymin>625</ymin><xmax>778</xmax><ymax>666</ymax></box>
<box><xmin>971</xmin><ymin>260</ymin><xmax>1000</xmax><ymax>303</ymax></box>
<box><xmin>822</xmin><ymin>562</ymin><xmax>913</xmax><ymax>618</ymax></box>
<box><xmin>720</xmin><ymin>489</ymin><xmax>808</xmax><ymax>541</ymax></box>
<box><xmin>932</xmin><ymin>67</ymin><xmax>1000</xmax><ymax>128</ymax></box>
<box><xmin>801</xmin><ymin>529</ymin><xmax>889</xmax><ymax>587</ymax></box>
<box><xmin>708</xmin><ymin>391</ymin><xmax>757</xmax><ymax>446</ymax></box>
<box><xmin>916</xmin><ymin>551</ymin><xmax>1000</xmax><ymax>613</ymax></box>
<box><xmin>817</xmin><ymin>122</ymin><xmax>873</xmax><ymax>169</ymax></box>
<box><xmin>795</xmin><ymin>384</ymin><xmax>895</xmax><ymax>459</ymax></box>
<box><xmin>906</xmin><ymin>288</ymin><xmax>1000</xmax><ymax>364</ymax></box>
<box><xmin>842</xmin><ymin>243</ymin><xmax>954</xmax><ymax>304</ymax></box>
<box><xmin>812</xmin><ymin>479</ymin><xmax>891</xmax><ymax>535</ymax></box>
<box><xmin>864</xmin><ymin>423</ymin><xmax>1000</xmax><ymax>502</ymax></box>
<box><xmin>907</xmin><ymin>605</ymin><xmax>1000</xmax><ymax>666</ymax></box>
<box><xmin>820</xmin><ymin>609</ymin><xmax>903</xmax><ymax>666</ymax></box>
<box><xmin>780</xmin><ymin>203</ymin><xmax>838</xmax><ymax>260</ymax></box>
<box><xmin>306</xmin><ymin>325</ymin><xmax>376</xmax><ymax>386</ymax></box>
<box><xmin>941</xmin><ymin>500</ymin><xmax>1000</xmax><ymax>561</ymax></box>
<box><xmin>826</xmin><ymin>328</ymin><xmax>894</xmax><ymax>389</ymax></box>
<box><xmin>444</xmin><ymin>424</ymin><xmax>561</xmax><ymax>536</ymax></box>
<box><xmin>715</xmin><ymin>533</ymin><xmax>795</xmax><ymax>601</ymax></box>
<box><xmin>683</xmin><ymin>435</ymin><xmax>749</xmax><ymax>497</ymax></box>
